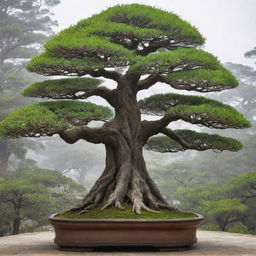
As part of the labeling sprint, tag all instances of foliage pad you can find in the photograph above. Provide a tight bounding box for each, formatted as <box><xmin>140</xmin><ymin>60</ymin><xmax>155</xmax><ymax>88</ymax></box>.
<box><xmin>0</xmin><ymin>101</ymin><xmax>112</xmax><ymax>138</ymax></box>
<box><xmin>146</xmin><ymin>130</ymin><xmax>243</xmax><ymax>153</ymax></box>
<box><xmin>140</xmin><ymin>93</ymin><xmax>251</xmax><ymax>129</ymax></box>
<box><xmin>22</xmin><ymin>78</ymin><xmax>102</xmax><ymax>99</ymax></box>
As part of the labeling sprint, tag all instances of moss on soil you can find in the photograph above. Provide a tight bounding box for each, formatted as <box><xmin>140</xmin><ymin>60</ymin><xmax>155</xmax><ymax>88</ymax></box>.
<box><xmin>56</xmin><ymin>204</ymin><xmax>197</xmax><ymax>219</ymax></box>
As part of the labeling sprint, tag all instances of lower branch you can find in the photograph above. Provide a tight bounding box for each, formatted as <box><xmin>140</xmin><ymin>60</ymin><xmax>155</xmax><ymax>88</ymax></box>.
<box><xmin>59</xmin><ymin>125</ymin><xmax>120</xmax><ymax>145</ymax></box>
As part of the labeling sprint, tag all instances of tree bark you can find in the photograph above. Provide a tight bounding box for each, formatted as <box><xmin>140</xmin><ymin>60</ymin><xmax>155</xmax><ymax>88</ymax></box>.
<box><xmin>72</xmin><ymin>79</ymin><xmax>174</xmax><ymax>214</ymax></box>
<box><xmin>0</xmin><ymin>140</ymin><xmax>10</xmax><ymax>176</ymax></box>
<box><xmin>12</xmin><ymin>217</ymin><xmax>21</xmax><ymax>235</ymax></box>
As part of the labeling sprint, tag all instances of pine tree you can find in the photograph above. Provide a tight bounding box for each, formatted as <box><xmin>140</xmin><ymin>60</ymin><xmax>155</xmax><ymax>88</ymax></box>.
<box><xmin>0</xmin><ymin>0</ymin><xmax>59</xmax><ymax>175</ymax></box>
<box><xmin>0</xmin><ymin>4</ymin><xmax>251</xmax><ymax>214</ymax></box>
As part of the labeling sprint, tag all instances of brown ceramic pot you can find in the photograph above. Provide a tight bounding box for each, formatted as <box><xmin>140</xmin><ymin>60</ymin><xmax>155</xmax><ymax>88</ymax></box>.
<box><xmin>49</xmin><ymin>213</ymin><xmax>203</xmax><ymax>250</ymax></box>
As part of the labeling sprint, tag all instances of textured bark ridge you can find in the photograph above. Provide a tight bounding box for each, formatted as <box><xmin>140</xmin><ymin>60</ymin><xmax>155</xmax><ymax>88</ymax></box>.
<box><xmin>71</xmin><ymin>83</ymin><xmax>172</xmax><ymax>214</ymax></box>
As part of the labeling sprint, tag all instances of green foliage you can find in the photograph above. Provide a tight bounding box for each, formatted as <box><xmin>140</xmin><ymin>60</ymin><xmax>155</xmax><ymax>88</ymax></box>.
<box><xmin>0</xmin><ymin>101</ymin><xmax>112</xmax><ymax>138</ymax></box>
<box><xmin>39</xmin><ymin>101</ymin><xmax>113</xmax><ymax>125</ymax></box>
<box><xmin>0</xmin><ymin>0</ymin><xmax>59</xmax><ymax>92</ymax></box>
<box><xmin>57</xmin><ymin>203</ymin><xmax>196</xmax><ymax>219</ymax></box>
<box><xmin>228</xmin><ymin>224</ymin><xmax>250</xmax><ymax>234</ymax></box>
<box><xmin>0</xmin><ymin>105</ymin><xmax>69</xmax><ymax>138</ymax></box>
<box><xmin>27</xmin><ymin>4</ymin><xmax>205</xmax><ymax>74</ymax></box>
<box><xmin>0</xmin><ymin>168</ymin><xmax>84</xmax><ymax>235</ymax></box>
<box><xmin>140</xmin><ymin>93</ymin><xmax>251</xmax><ymax>129</ymax></box>
<box><xmin>43</xmin><ymin>4</ymin><xmax>204</xmax><ymax>59</ymax></box>
<box><xmin>22</xmin><ymin>77</ymin><xmax>102</xmax><ymax>98</ymax></box>
<box><xmin>98</xmin><ymin>4</ymin><xmax>204</xmax><ymax>42</ymax></box>
<box><xmin>163</xmin><ymin>67</ymin><xmax>238</xmax><ymax>92</ymax></box>
<box><xmin>200</xmin><ymin>224</ymin><xmax>221</xmax><ymax>231</ymax></box>
<box><xmin>201</xmin><ymin>199</ymin><xmax>247</xmax><ymax>216</ymax></box>
<box><xmin>140</xmin><ymin>93</ymin><xmax>230</xmax><ymax>113</ymax></box>
<box><xmin>46</xmin><ymin>34</ymin><xmax>134</xmax><ymax>59</ymax></box>
<box><xmin>146</xmin><ymin>130</ymin><xmax>243</xmax><ymax>153</ymax></box>
<box><xmin>224</xmin><ymin>171</ymin><xmax>256</xmax><ymax>199</ymax></box>
<box><xmin>169</xmin><ymin>103</ymin><xmax>251</xmax><ymax>129</ymax></box>
<box><xmin>169</xmin><ymin>170</ymin><xmax>256</xmax><ymax>233</ymax></box>
<box><xmin>27</xmin><ymin>53</ymin><xmax>106</xmax><ymax>76</ymax></box>
<box><xmin>0</xmin><ymin>0</ymin><xmax>60</xmax><ymax>175</ymax></box>
<box><xmin>128</xmin><ymin>49</ymin><xmax>220</xmax><ymax>75</ymax></box>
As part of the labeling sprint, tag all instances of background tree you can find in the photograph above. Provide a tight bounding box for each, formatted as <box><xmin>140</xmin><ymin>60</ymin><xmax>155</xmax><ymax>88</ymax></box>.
<box><xmin>0</xmin><ymin>168</ymin><xmax>84</xmax><ymax>235</ymax></box>
<box><xmin>173</xmin><ymin>171</ymin><xmax>256</xmax><ymax>233</ymax></box>
<box><xmin>0</xmin><ymin>4</ymin><xmax>251</xmax><ymax>214</ymax></box>
<box><xmin>245</xmin><ymin>46</ymin><xmax>256</xmax><ymax>62</ymax></box>
<box><xmin>0</xmin><ymin>0</ymin><xmax>59</xmax><ymax>176</ymax></box>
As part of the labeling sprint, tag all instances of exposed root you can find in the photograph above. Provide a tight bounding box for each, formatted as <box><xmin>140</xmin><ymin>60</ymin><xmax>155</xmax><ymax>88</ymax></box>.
<box><xmin>101</xmin><ymin>200</ymin><xmax>125</xmax><ymax>210</ymax></box>
<box><xmin>69</xmin><ymin>144</ymin><xmax>177</xmax><ymax>215</ymax></box>
<box><xmin>132</xmin><ymin>197</ymin><xmax>159</xmax><ymax>214</ymax></box>
<box><xmin>79</xmin><ymin>204</ymin><xmax>96</xmax><ymax>214</ymax></box>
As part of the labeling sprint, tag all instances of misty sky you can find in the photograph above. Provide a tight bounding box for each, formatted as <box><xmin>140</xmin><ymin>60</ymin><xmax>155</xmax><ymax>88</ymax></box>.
<box><xmin>52</xmin><ymin>0</ymin><xmax>256</xmax><ymax>68</ymax></box>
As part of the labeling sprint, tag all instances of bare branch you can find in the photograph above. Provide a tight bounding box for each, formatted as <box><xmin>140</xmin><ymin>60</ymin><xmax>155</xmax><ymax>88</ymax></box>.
<box><xmin>60</xmin><ymin>87</ymin><xmax>117</xmax><ymax>107</ymax></box>
<box><xmin>137</xmin><ymin>73</ymin><xmax>160</xmax><ymax>91</ymax></box>
<box><xmin>58</xmin><ymin>125</ymin><xmax>120</xmax><ymax>145</ymax></box>
<box><xmin>161</xmin><ymin>128</ymin><xmax>192</xmax><ymax>149</ymax></box>
<box><xmin>141</xmin><ymin>113</ymin><xmax>178</xmax><ymax>144</ymax></box>
<box><xmin>89</xmin><ymin>69</ymin><xmax>123</xmax><ymax>83</ymax></box>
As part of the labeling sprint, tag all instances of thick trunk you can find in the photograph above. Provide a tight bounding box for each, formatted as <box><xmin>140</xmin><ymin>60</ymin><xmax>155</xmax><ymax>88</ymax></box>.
<box><xmin>0</xmin><ymin>140</ymin><xmax>10</xmax><ymax>176</ymax></box>
<box><xmin>73</xmin><ymin>80</ymin><xmax>173</xmax><ymax>214</ymax></box>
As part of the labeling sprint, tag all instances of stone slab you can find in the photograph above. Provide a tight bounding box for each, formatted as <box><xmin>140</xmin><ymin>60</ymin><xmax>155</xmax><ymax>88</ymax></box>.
<box><xmin>0</xmin><ymin>231</ymin><xmax>256</xmax><ymax>255</ymax></box>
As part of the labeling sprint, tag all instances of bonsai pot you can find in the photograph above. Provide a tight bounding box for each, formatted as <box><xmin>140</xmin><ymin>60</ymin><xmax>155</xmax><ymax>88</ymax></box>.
<box><xmin>49</xmin><ymin>213</ymin><xmax>204</xmax><ymax>250</ymax></box>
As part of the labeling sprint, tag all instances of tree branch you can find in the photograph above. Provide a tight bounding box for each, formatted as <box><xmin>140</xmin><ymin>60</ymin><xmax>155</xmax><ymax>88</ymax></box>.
<box><xmin>141</xmin><ymin>113</ymin><xmax>178</xmax><ymax>144</ymax></box>
<box><xmin>81</xmin><ymin>87</ymin><xmax>117</xmax><ymax>107</ymax></box>
<box><xmin>89</xmin><ymin>69</ymin><xmax>123</xmax><ymax>83</ymax></box>
<box><xmin>137</xmin><ymin>73</ymin><xmax>160</xmax><ymax>91</ymax></box>
<box><xmin>58</xmin><ymin>125</ymin><xmax>120</xmax><ymax>145</ymax></box>
<box><xmin>161</xmin><ymin>128</ymin><xmax>192</xmax><ymax>149</ymax></box>
<box><xmin>50</xmin><ymin>87</ymin><xmax>117</xmax><ymax>107</ymax></box>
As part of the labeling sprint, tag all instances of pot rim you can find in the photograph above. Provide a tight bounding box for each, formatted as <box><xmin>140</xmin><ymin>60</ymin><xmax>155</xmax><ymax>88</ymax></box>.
<box><xmin>49</xmin><ymin>212</ymin><xmax>204</xmax><ymax>223</ymax></box>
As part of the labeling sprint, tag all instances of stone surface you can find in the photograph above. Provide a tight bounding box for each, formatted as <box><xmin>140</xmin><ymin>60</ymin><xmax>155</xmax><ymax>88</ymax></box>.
<box><xmin>0</xmin><ymin>231</ymin><xmax>256</xmax><ymax>255</ymax></box>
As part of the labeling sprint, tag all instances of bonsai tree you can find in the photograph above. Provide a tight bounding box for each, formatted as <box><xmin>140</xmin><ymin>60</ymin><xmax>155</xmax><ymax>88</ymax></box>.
<box><xmin>0</xmin><ymin>4</ymin><xmax>251</xmax><ymax>214</ymax></box>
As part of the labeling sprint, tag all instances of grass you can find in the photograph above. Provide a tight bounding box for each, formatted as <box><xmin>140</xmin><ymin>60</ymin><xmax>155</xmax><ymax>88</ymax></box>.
<box><xmin>56</xmin><ymin>204</ymin><xmax>197</xmax><ymax>220</ymax></box>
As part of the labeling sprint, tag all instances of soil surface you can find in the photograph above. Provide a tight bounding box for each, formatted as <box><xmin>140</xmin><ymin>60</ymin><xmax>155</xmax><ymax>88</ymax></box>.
<box><xmin>0</xmin><ymin>231</ymin><xmax>256</xmax><ymax>255</ymax></box>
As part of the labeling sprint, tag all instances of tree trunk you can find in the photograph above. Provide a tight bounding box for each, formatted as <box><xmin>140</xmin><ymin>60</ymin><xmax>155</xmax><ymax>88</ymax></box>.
<box><xmin>73</xmin><ymin>81</ymin><xmax>173</xmax><ymax>214</ymax></box>
<box><xmin>0</xmin><ymin>140</ymin><xmax>10</xmax><ymax>176</ymax></box>
<box><xmin>12</xmin><ymin>218</ymin><xmax>21</xmax><ymax>235</ymax></box>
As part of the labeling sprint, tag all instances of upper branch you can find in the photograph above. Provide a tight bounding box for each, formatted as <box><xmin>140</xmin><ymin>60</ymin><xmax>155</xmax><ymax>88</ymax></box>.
<box><xmin>27</xmin><ymin>54</ymin><xmax>124</xmax><ymax>83</ymax></box>
<box><xmin>88</xmin><ymin>69</ymin><xmax>124</xmax><ymax>83</ymax></box>
<box><xmin>23</xmin><ymin>78</ymin><xmax>118</xmax><ymax>107</ymax></box>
